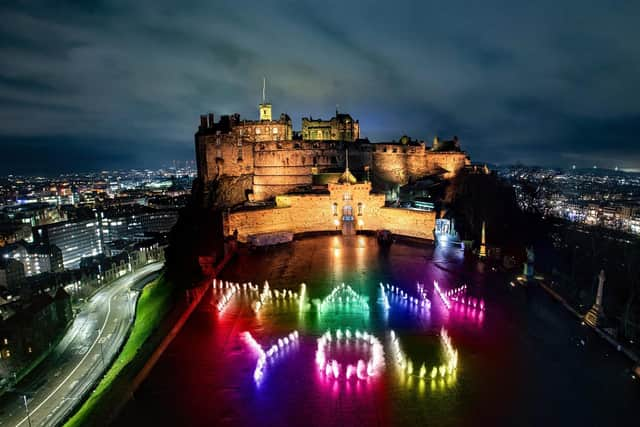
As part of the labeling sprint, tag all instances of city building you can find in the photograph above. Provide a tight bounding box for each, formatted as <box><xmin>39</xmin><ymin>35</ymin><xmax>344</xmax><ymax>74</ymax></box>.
<box><xmin>2</xmin><ymin>203</ymin><xmax>66</xmax><ymax>227</ymax></box>
<box><xmin>0</xmin><ymin>223</ymin><xmax>32</xmax><ymax>247</ymax></box>
<box><xmin>33</xmin><ymin>219</ymin><xmax>103</xmax><ymax>269</ymax></box>
<box><xmin>301</xmin><ymin>112</ymin><xmax>360</xmax><ymax>141</ymax></box>
<box><xmin>0</xmin><ymin>258</ymin><xmax>25</xmax><ymax>292</ymax></box>
<box><xmin>100</xmin><ymin>208</ymin><xmax>179</xmax><ymax>254</ymax></box>
<box><xmin>0</xmin><ymin>241</ymin><xmax>63</xmax><ymax>277</ymax></box>
<box><xmin>0</xmin><ymin>287</ymin><xmax>72</xmax><ymax>376</ymax></box>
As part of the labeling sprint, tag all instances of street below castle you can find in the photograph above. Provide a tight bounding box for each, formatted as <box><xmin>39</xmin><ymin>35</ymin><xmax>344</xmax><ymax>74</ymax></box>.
<box><xmin>0</xmin><ymin>262</ymin><xmax>163</xmax><ymax>427</ymax></box>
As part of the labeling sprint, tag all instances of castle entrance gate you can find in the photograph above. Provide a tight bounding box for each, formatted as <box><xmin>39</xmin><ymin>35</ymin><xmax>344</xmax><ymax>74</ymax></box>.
<box><xmin>342</xmin><ymin>205</ymin><xmax>355</xmax><ymax>235</ymax></box>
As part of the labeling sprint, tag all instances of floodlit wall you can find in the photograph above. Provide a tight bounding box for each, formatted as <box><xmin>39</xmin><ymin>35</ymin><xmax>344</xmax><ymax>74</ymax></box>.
<box><xmin>371</xmin><ymin>148</ymin><xmax>469</xmax><ymax>185</ymax></box>
<box><xmin>224</xmin><ymin>184</ymin><xmax>435</xmax><ymax>242</ymax></box>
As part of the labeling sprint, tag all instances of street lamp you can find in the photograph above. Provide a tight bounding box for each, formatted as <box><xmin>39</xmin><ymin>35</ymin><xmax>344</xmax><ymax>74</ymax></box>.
<box><xmin>23</xmin><ymin>395</ymin><xmax>32</xmax><ymax>427</ymax></box>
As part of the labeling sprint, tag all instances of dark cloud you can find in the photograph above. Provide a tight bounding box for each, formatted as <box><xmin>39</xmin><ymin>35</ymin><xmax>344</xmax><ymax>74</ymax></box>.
<box><xmin>0</xmin><ymin>0</ymin><xmax>639</xmax><ymax>174</ymax></box>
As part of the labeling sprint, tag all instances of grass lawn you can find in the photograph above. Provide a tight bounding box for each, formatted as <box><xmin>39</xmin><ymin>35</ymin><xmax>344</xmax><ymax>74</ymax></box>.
<box><xmin>64</xmin><ymin>274</ymin><xmax>175</xmax><ymax>427</ymax></box>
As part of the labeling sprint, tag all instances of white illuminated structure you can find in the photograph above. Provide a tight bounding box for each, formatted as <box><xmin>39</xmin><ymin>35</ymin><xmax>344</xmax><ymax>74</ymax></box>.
<box><xmin>315</xmin><ymin>329</ymin><xmax>384</xmax><ymax>381</ymax></box>
<box><xmin>389</xmin><ymin>328</ymin><xmax>459</xmax><ymax>383</ymax></box>
<box><xmin>244</xmin><ymin>330</ymin><xmax>300</xmax><ymax>384</ymax></box>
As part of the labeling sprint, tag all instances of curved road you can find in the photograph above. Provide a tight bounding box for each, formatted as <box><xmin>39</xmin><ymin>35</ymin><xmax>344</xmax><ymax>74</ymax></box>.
<box><xmin>0</xmin><ymin>262</ymin><xmax>163</xmax><ymax>427</ymax></box>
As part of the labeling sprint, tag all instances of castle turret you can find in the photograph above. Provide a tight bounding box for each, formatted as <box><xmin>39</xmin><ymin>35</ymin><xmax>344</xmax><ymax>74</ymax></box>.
<box><xmin>259</xmin><ymin>77</ymin><xmax>272</xmax><ymax>121</ymax></box>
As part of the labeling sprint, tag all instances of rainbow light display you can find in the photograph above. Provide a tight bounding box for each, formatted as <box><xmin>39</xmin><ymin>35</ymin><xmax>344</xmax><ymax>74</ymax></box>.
<box><xmin>416</xmin><ymin>283</ymin><xmax>432</xmax><ymax>309</ymax></box>
<box><xmin>433</xmin><ymin>280</ymin><xmax>451</xmax><ymax>310</ymax></box>
<box><xmin>243</xmin><ymin>330</ymin><xmax>300</xmax><ymax>384</ymax></box>
<box><xmin>445</xmin><ymin>285</ymin><xmax>467</xmax><ymax>298</ymax></box>
<box><xmin>318</xmin><ymin>283</ymin><xmax>369</xmax><ymax>313</ymax></box>
<box><xmin>389</xmin><ymin>328</ymin><xmax>459</xmax><ymax>382</ymax></box>
<box><xmin>439</xmin><ymin>328</ymin><xmax>459</xmax><ymax>373</ymax></box>
<box><xmin>217</xmin><ymin>283</ymin><xmax>241</xmax><ymax>313</ymax></box>
<box><xmin>299</xmin><ymin>283</ymin><xmax>307</xmax><ymax>312</ymax></box>
<box><xmin>213</xmin><ymin>279</ymin><xmax>258</xmax><ymax>292</ymax></box>
<box><xmin>450</xmin><ymin>293</ymin><xmax>485</xmax><ymax>311</ymax></box>
<box><xmin>253</xmin><ymin>281</ymin><xmax>301</xmax><ymax>314</ymax></box>
<box><xmin>384</xmin><ymin>283</ymin><xmax>431</xmax><ymax>310</ymax></box>
<box><xmin>315</xmin><ymin>329</ymin><xmax>385</xmax><ymax>380</ymax></box>
<box><xmin>379</xmin><ymin>283</ymin><xmax>391</xmax><ymax>310</ymax></box>
<box><xmin>220</xmin><ymin>277</ymin><xmax>470</xmax><ymax>393</ymax></box>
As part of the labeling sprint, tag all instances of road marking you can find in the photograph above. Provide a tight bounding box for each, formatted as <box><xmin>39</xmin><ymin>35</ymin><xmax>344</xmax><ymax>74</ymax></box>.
<box><xmin>15</xmin><ymin>295</ymin><xmax>113</xmax><ymax>427</ymax></box>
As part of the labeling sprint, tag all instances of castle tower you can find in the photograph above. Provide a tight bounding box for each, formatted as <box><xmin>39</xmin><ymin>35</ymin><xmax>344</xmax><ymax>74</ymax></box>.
<box><xmin>259</xmin><ymin>77</ymin><xmax>272</xmax><ymax>121</ymax></box>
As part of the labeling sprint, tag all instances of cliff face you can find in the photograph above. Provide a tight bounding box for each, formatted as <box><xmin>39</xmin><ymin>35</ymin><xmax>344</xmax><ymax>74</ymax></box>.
<box><xmin>371</xmin><ymin>150</ymin><xmax>470</xmax><ymax>186</ymax></box>
<box><xmin>205</xmin><ymin>174</ymin><xmax>253</xmax><ymax>209</ymax></box>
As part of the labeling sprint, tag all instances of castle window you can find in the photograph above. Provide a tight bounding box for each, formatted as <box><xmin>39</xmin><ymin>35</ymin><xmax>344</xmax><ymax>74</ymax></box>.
<box><xmin>392</xmin><ymin>148</ymin><xmax>397</xmax><ymax>153</ymax></box>
<box><xmin>332</xmin><ymin>203</ymin><xmax>338</xmax><ymax>216</ymax></box>
<box><xmin>255</xmin><ymin>128</ymin><xmax>261</xmax><ymax>134</ymax></box>
<box><xmin>357</xmin><ymin>203</ymin><xmax>363</xmax><ymax>216</ymax></box>
<box><xmin>383</xmin><ymin>147</ymin><xmax>387</xmax><ymax>153</ymax></box>
<box><xmin>343</xmin><ymin>193</ymin><xmax>351</xmax><ymax>201</ymax></box>
<box><xmin>273</xmin><ymin>127</ymin><xmax>278</xmax><ymax>134</ymax></box>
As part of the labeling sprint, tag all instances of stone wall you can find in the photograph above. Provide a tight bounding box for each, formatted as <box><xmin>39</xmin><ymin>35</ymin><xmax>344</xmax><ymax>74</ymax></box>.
<box><xmin>203</xmin><ymin>134</ymin><xmax>255</xmax><ymax>180</ymax></box>
<box><xmin>371</xmin><ymin>147</ymin><xmax>470</xmax><ymax>186</ymax></box>
<box><xmin>423</xmin><ymin>152</ymin><xmax>470</xmax><ymax>179</ymax></box>
<box><xmin>224</xmin><ymin>186</ymin><xmax>435</xmax><ymax>242</ymax></box>
<box><xmin>252</xmin><ymin>140</ymin><xmax>342</xmax><ymax>201</ymax></box>
<box><xmin>364</xmin><ymin>207</ymin><xmax>436</xmax><ymax>240</ymax></box>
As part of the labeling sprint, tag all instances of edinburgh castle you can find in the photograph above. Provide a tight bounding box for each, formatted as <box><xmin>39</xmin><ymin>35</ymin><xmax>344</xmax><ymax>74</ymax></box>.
<box><xmin>194</xmin><ymin>96</ymin><xmax>470</xmax><ymax>209</ymax></box>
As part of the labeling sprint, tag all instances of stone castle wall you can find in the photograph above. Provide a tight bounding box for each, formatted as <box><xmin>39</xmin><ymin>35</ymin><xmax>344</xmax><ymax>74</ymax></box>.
<box><xmin>198</xmin><ymin>134</ymin><xmax>469</xmax><ymax>202</ymax></box>
<box><xmin>202</xmin><ymin>134</ymin><xmax>255</xmax><ymax>181</ymax></box>
<box><xmin>364</xmin><ymin>207</ymin><xmax>436</xmax><ymax>240</ymax></box>
<box><xmin>370</xmin><ymin>145</ymin><xmax>470</xmax><ymax>186</ymax></box>
<box><xmin>252</xmin><ymin>140</ymin><xmax>342</xmax><ymax>200</ymax></box>
<box><xmin>224</xmin><ymin>186</ymin><xmax>435</xmax><ymax>242</ymax></box>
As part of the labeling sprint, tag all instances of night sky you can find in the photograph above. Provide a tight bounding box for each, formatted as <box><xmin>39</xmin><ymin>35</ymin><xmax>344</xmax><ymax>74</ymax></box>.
<box><xmin>1</xmin><ymin>0</ymin><xmax>639</xmax><ymax>174</ymax></box>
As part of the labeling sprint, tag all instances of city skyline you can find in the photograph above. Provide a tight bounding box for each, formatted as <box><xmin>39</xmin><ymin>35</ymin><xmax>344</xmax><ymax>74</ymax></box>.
<box><xmin>2</xmin><ymin>0</ymin><xmax>640</xmax><ymax>174</ymax></box>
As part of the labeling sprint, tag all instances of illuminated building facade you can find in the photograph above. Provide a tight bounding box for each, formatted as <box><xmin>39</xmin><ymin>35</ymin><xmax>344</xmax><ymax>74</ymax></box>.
<box><xmin>0</xmin><ymin>241</ymin><xmax>63</xmax><ymax>277</ymax></box>
<box><xmin>224</xmin><ymin>169</ymin><xmax>436</xmax><ymax>242</ymax></box>
<box><xmin>301</xmin><ymin>112</ymin><xmax>360</xmax><ymax>141</ymax></box>
<box><xmin>34</xmin><ymin>220</ymin><xmax>103</xmax><ymax>269</ymax></box>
